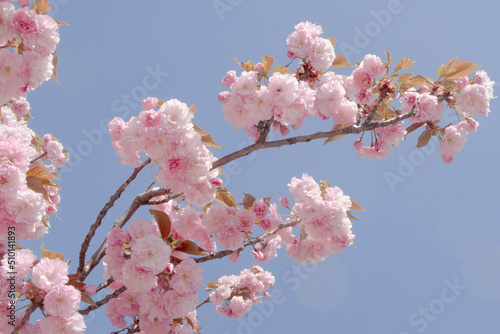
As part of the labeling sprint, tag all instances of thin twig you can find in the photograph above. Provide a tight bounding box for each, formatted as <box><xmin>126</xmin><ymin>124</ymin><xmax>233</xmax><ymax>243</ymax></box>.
<box><xmin>96</xmin><ymin>277</ymin><xmax>114</xmax><ymax>292</ymax></box>
<box><xmin>196</xmin><ymin>296</ymin><xmax>211</xmax><ymax>309</ymax></box>
<box><xmin>79</xmin><ymin>188</ymin><xmax>171</xmax><ymax>281</ymax></box>
<box><xmin>212</xmin><ymin>108</ymin><xmax>416</xmax><ymax>170</ymax></box>
<box><xmin>78</xmin><ymin>286</ymin><xmax>126</xmax><ymax>316</ymax></box>
<box><xmin>77</xmin><ymin>158</ymin><xmax>152</xmax><ymax>278</ymax></box>
<box><xmin>30</xmin><ymin>151</ymin><xmax>47</xmax><ymax>164</ymax></box>
<box><xmin>195</xmin><ymin>220</ymin><xmax>300</xmax><ymax>264</ymax></box>
<box><xmin>12</xmin><ymin>302</ymin><xmax>38</xmax><ymax>334</ymax></box>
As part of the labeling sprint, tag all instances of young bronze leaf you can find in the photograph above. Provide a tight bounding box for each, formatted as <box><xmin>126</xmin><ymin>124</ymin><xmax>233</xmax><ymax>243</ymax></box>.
<box><xmin>262</xmin><ymin>196</ymin><xmax>272</xmax><ymax>206</ymax></box>
<box><xmin>189</xmin><ymin>104</ymin><xmax>196</xmax><ymax>114</ymax></box>
<box><xmin>240</xmin><ymin>60</ymin><xmax>255</xmax><ymax>72</ymax></box>
<box><xmin>193</xmin><ymin>124</ymin><xmax>223</xmax><ymax>149</ymax></box>
<box><xmin>444</xmin><ymin>61</ymin><xmax>481</xmax><ymax>81</ymax></box>
<box><xmin>242</xmin><ymin>192</ymin><xmax>256</xmax><ymax>210</ymax></box>
<box><xmin>215</xmin><ymin>187</ymin><xmax>237</xmax><ymax>208</ymax></box>
<box><xmin>394</xmin><ymin>57</ymin><xmax>416</xmax><ymax>73</ymax></box>
<box><xmin>328</xmin><ymin>37</ymin><xmax>337</xmax><ymax>47</ymax></box>
<box><xmin>445</xmin><ymin>56</ymin><xmax>459</xmax><ymax>70</ymax></box>
<box><xmin>41</xmin><ymin>243</ymin><xmax>65</xmax><ymax>261</ymax></box>
<box><xmin>261</xmin><ymin>54</ymin><xmax>274</xmax><ymax>76</ymax></box>
<box><xmin>383</xmin><ymin>51</ymin><xmax>392</xmax><ymax>73</ymax></box>
<box><xmin>300</xmin><ymin>226</ymin><xmax>308</xmax><ymax>241</ymax></box>
<box><xmin>26</xmin><ymin>176</ymin><xmax>52</xmax><ymax>203</ymax></box>
<box><xmin>80</xmin><ymin>293</ymin><xmax>98</xmax><ymax>307</ymax></box>
<box><xmin>149</xmin><ymin>209</ymin><xmax>171</xmax><ymax>241</ymax></box>
<box><xmin>407</xmin><ymin>74</ymin><xmax>434</xmax><ymax>87</ymax></box>
<box><xmin>324</xmin><ymin>123</ymin><xmax>350</xmax><ymax>144</ymax></box>
<box><xmin>205</xmin><ymin>282</ymin><xmax>218</xmax><ymax>289</ymax></box>
<box><xmin>437</xmin><ymin>64</ymin><xmax>448</xmax><ymax>79</ymax></box>
<box><xmin>331</xmin><ymin>54</ymin><xmax>353</xmax><ymax>68</ymax></box>
<box><xmin>27</xmin><ymin>166</ymin><xmax>57</xmax><ymax>181</ymax></box>
<box><xmin>417</xmin><ymin>129</ymin><xmax>432</xmax><ymax>148</ymax></box>
<box><xmin>31</xmin><ymin>0</ymin><xmax>52</xmax><ymax>14</ymax></box>
<box><xmin>53</xmin><ymin>18</ymin><xmax>69</xmax><ymax>26</ymax></box>
<box><xmin>52</xmin><ymin>50</ymin><xmax>60</xmax><ymax>84</ymax></box>
<box><xmin>272</xmin><ymin>65</ymin><xmax>290</xmax><ymax>75</ymax></box>
<box><xmin>175</xmin><ymin>240</ymin><xmax>208</xmax><ymax>255</ymax></box>
<box><xmin>347</xmin><ymin>211</ymin><xmax>359</xmax><ymax>221</ymax></box>
<box><xmin>349</xmin><ymin>200</ymin><xmax>368</xmax><ymax>212</ymax></box>
<box><xmin>398</xmin><ymin>73</ymin><xmax>413</xmax><ymax>83</ymax></box>
<box><xmin>405</xmin><ymin>122</ymin><xmax>425</xmax><ymax>137</ymax></box>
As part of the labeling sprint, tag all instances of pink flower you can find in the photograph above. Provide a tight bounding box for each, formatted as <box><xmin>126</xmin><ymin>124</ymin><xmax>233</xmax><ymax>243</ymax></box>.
<box><xmin>252</xmin><ymin>199</ymin><xmax>268</xmax><ymax>218</ymax></box>
<box><xmin>417</xmin><ymin>93</ymin><xmax>443</xmax><ymax>121</ymax></box>
<box><xmin>23</xmin><ymin>15</ymin><xmax>59</xmax><ymax>57</ymax></box>
<box><xmin>12</xmin><ymin>7</ymin><xmax>38</xmax><ymax>36</ymax></box>
<box><xmin>38</xmin><ymin>313</ymin><xmax>86</xmax><ymax>334</ymax></box>
<box><xmin>122</xmin><ymin>261</ymin><xmax>158</xmax><ymax>292</ymax></box>
<box><xmin>234</xmin><ymin>209</ymin><xmax>256</xmax><ymax>231</ymax></box>
<box><xmin>457</xmin><ymin>84</ymin><xmax>490</xmax><ymax>117</ymax></box>
<box><xmin>139</xmin><ymin>109</ymin><xmax>161</xmax><ymax>127</ymax></box>
<box><xmin>279</xmin><ymin>197</ymin><xmax>290</xmax><ymax>208</ymax></box>
<box><xmin>230</xmin><ymin>71</ymin><xmax>257</xmax><ymax>96</ymax></box>
<box><xmin>439</xmin><ymin>125</ymin><xmax>468</xmax><ymax>164</ymax></box>
<box><xmin>0</xmin><ymin>3</ymin><xmax>17</xmax><ymax>46</ymax></box>
<box><xmin>218</xmin><ymin>91</ymin><xmax>231</xmax><ymax>103</ymax></box>
<box><xmin>222</xmin><ymin>70</ymin><xmax>237</xmax><ymax>87</ymax></box>
<box><xmin>352</xmin><ymin>68</ymin><xmax>372</xmax><ymax>90</ymax></box>
<box><xmin>267</xmin><ymin>73</ymin><xmax>299</xmax><ymax>106</ymax></box>
<box><xmin>455</xmin><ymin>76</ymin><xmax>469</xmax><ymax>90</ymax></box>
<box><xmin>359</xmin><ymin>54</ymin><xmax>385</xmax><ymax>78</ymax></box>
<box><xmin>141</xmin><ymin>96</ymin><xmax>158</xmax><ymax>110</ymax></box>
<box><xmin>43</xmin><ymin>284</ymin><xmax>81</xmax><ymax>317</ymax></box>
<box><xmin>354</xmin><ymin>88</ymin><xmax>374</xmax><ymax>105</ymax></box>
<box><xmin>308</xmin><ymin>37</ymin><xmax>335</xmax><ymax>71</ymax></box>
<box><xmin>31</xmin><ymin>258</ymin><xmax>69</xmax><ymax>291</ymax></box>
<box><xmin>82</xmin><ymin>284</ymin><xmax>97</xmax><ymax>296</ymax></box>
<box><xmin>171</xmin><ymin>258</ymin><xmax>203</xmax><ymax>296</ymax></box>
<box><xmin>130</xmin><ymin>234</ymin><xmax>172</xmax><ymax>273</ymax></box>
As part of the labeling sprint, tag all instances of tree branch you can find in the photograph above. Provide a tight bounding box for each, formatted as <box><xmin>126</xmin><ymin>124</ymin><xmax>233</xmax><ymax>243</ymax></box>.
<box><xmin>12</xmin><ymin>302</ymin><xmax>38</xmax><ymax>334</ymax></box>
<box><xmin>196</xmin><ymin>296</ymin><xmax>211</xmax><ymax>309</ymax></box>
<box><xmin>78</xmin><ymin>286</ymin><xmax>126</xmax><ymax>316</ymax></box>
<box><xmin>77</xmin><ymin>158</ymin><xmax>151</xmax><ymax>278</ymax></box>
<box><xmin>79</xmin><ymin>188</ymin><xmax>171</xmax><ymax>281</ymax></box>
<box><xmin>212</xmin><ymin>108</ymin><xmax>416</xmax><ymax>170</ymax></box>
<box><xmin>195</xmin><ymin>220</ymin><xmax>300</xmax><ymax>264</ymax></box>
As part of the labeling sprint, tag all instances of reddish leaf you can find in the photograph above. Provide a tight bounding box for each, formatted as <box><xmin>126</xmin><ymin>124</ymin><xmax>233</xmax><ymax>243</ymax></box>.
<box><xmin>149</xmin><ymin>209</ymin><xmax>171</xmax><ymax>241</ymax></box>
<box><xmin>175</xmin><ymin>240</ymin><xmax>208</xmax><ymax>256</ymax></box>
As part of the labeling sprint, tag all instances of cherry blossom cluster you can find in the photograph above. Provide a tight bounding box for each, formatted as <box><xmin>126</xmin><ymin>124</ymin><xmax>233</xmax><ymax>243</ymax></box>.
<box><xmin>0</xmin><ymin>250</ymin><xmax>87</xmax><ymax>333</ymax></box>
<box><xmin>279</xmin><ymin>174</ymin><xmax>355</xmax><ymax>264</ymax></box>
<box><xmin>109</xmin><ymin>97</ymin><xmax>221</xmax><ymax>206</ymax></box>
<box><xmin>0</xmin><ymin>105</ymin><xmax>67</xmax><ymax>249</ymax></box>
<box><xmin>0</xmin><ymin>1</ymin><xmax>60</xmax><ymax>104</ymax></box>
<box><xmin>219</xmin><ymin>22</ymin><xmax>495</xmax><ymax>165</ymax></box>
<box><xmin>103</xmin><ymin>218</ymin><xmax>203</xmax><ymax>333</ymax></box>
<box><xmin>286</xmin><ymin>21</ymin><xmax>336</xmax><ymax>72</ymax></box>
<box><xmin>208</xmin><ymin>265</ymin><xmax>274</xmax><ymax>319</ymax></box>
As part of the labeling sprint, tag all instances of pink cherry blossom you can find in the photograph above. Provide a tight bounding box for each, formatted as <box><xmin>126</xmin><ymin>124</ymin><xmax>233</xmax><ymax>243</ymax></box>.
<box><xmin>43</xmin><ymin>284</ymin><xmax>81</xmax><ymax>318</ymax></box>
<box><xmin>31</xmin><ymin>257</ymin><xmax>69</xmax><ymax>291</ymax></box>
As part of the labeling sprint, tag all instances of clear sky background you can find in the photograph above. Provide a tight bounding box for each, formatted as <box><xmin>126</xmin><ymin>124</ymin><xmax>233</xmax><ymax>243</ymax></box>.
<box><xmin>23</xmin><ymin>0</ymin><xmax>500</xmax><ymax>333</ymax></box>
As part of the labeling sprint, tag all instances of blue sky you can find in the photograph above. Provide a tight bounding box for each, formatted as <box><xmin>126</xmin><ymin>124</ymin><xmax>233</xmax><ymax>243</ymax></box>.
<box><xmin>24</xmin><ymin>0</ymin><xmax>500</xmax><ymax>333</ymax></box>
